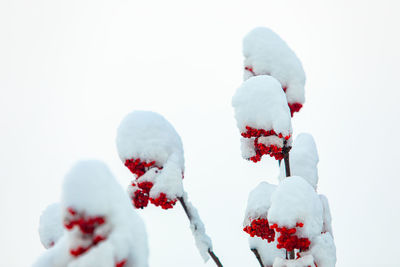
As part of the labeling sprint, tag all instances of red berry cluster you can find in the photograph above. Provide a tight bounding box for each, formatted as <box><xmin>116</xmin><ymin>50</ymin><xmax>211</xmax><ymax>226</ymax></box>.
<box><xmin>131</xmin><ymin>181</ymin><xmax>153</xmax><ymax>209</ymax></box>
<box><xmin>116</xmin><ymin>259</ymin><xmax>127</xmax><ymax>267</ymax></box>
<box><xmin>288</xmin><ymin>103</ymin><xmax>303</xmax><ymax>117</ymax></box>
<box><xmin>125</xmin><ymin>158</ymin><xmax>178</xmax><ymax>210</ymax></box>
<box><xmin>241</xmin><ymin>126</ymin><xmax>290</xmax><ymax>162</ymax></box>
<box><xmin>243</xmin><ymin>218</ymin><xmax>275</xmax><ymax>242</ymax></box>
<box><xmin>244</xmin><ymin>66</ymin><xmax>303</xmax><ymax>116</ymax></box>
<box><xmin>271</xmin><ymin>222</ymin><xmax>311</xmax><ymax>252</ymax></box>
<box><xmin>64</xmin><ymin>208</ymin><xmax>107</xmax><ymax>257</ymax></box>
<box><xmin>150</xmin><ymin>192</ymin><xmax>177</xmax><ymax>209</ymax></box>
<box><xmin>125</xmin><ymin>158</ymin><xmax>158</xmax><ymax>177</ymax></box>
<box><xmin>245</xmin><ymin>66</ymin><xmax>257</xmax><ymax>76</ymax></box>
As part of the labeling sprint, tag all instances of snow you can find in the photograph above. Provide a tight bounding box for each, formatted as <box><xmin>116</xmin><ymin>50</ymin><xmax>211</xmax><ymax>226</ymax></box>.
<box><xmin>319</xmin><ymin>194</ymin><xmax>333</xmax><ymax>236</ymax></box>
<box><xmin>116</xmin><ymin>110</ymin><xmax>184</xmax><ymax>201</ymax></box>
<box><xmin>301</xmin><ymin>232</ymin><xmax>336</xmax><ymax>267</ymax></box>
<box><xmin>249</xmin><ymin>237</ymin><xmax>285</xmax><ymax>267</ymax></box>
<box><xmin>273</xmin><ymin>254</ymin><xmax>315</xmax><ymax>267</ymax></box>
<box><xmin>243</xmin><ymin>27</ymin><xmax>305</xmax><ymax>107</ymax></box>
<box><xmin>232</xmin><ymin>75</ymin><xmax>292</xmax><ymax>137</ymax></box>
<box><xmin>244</xmin><ymin>182</ymin><xmax>276</xmax><ymax>226</ymax></box>
<box><xmin>268</xmin><ymin>176</ymin><xmax>323</xmax><ymax>239</ymax></box>
<box><xmin>240</xmin><ymin>137</ymin><xmax>257</xmax><ymax>159</ymax></box>
<box><xmin>181</xmin><ymin>193</ymin><xmax>213</xmax><ymax>262</ymax></box>
<box><xmin>279</xmin><ymin>133</ymin><xmax>319</xmax><ymax>189</ymax></box>
<box><xmin>116</xmin><ymin>110</ymin><xmax>184</xmax><ymax>169</ymax></box>
<box><xmin>39</xmin><ymin>203</ymin><xmax>64</xmax><ymax>249</ymax></box>
<box><xmin>34</xmin><ymin>160</ymin><xmax>149</xmax><ymax>267</ymax></box>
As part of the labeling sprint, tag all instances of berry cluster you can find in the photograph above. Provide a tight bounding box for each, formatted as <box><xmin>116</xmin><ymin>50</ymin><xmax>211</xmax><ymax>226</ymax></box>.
<box><xmin>125</xmin><ymin>158</ymin><xmax>158</xmax><ymax>177</ymax></box>
<box><xmin>243</xmin><ymin>218</ymin><xmax>275</xmax><ymax>242</ymax></box>
<box><xmin>131</xmin><ymin>181</ymin><xmax>153</xmax><ymax>209</ymax></box>
<box><xmin>150</xmin><ymin>192</ymin><xmax>177</xmax><ymax>209</ymax></box>
<box><xmin>64</xmin><ymin>208</ymin><xmax>107</xmax><ymax>257</ymax></box>
<box><xmin>116</xmin><ymin>259</ymin><xmax>127</xmax><ymax>267</ymax></box>
<box><xmin>244</xmin><ymin>65</ymin><xmax>303</xmax><ymax>116</ymax></box>
<box><xmin>271</xmin><ymin>222</ymin><xmax>311</xmax><ymax>252</ymax></box>
<box><xmin>288</xmin><ymin>103</ymin><xmax>303</xmax><ymax>117</ymax></box>
<box><xmin>125</xmin><ymin>158</ymin><xmax>178</xmax><ymax>210</ymax></box>
<box><xmin>244</xmin><ymin>66</ymin><xmax>257</xmax><ymax>76</ymax></box>
<box><xmin>241</xmin><ymin>126</ymin><xmax>290</xmax><ymax>162</ymax></box>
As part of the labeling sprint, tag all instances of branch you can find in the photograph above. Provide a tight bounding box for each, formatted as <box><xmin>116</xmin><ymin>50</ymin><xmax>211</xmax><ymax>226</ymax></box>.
<box><xmin>251</xmin><ymin>248</ymin><xmax>264</xmax><ymax>267</ymax></box>
<box><xmin>282</xmin><ymin>145</ymin><xmax>295</xmax><ymax>260</ymax></box>
<box><xmin>177</xmin><ymin>195</ymin><xmax>223</xmax><ymax>267</ymax></box>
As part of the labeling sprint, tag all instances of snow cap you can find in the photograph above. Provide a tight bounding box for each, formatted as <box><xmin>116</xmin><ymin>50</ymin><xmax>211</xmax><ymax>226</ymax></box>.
<box><xmin>279</xmin><ymin>133</ymin><xmax>319</xmax><ymax>189</ymax></box>
<box><xmin>232</xmin><ymin>75</ymin><xmax>292</xmax><ymax>136</ymax></box>
<box><xmin>116</xmin><ymin>110</ymin><xmax>184</xmax><ymax>169</ymax></box>
<box><xmin>268</xmin><ymin>176</ymin><xmax>323</xmax><ymax>239</ymax></box>
<box><xmin>243</xmin><ymin>27</ymin><xmax>305</xmax><ymax>115</ymax></box>
<box><xmin>62</xmin><ymin>160</ymin><xmax>125</xmax><ymax>217</ymax></box>
<box><xmin>244</xmin><ymin>182</ymin><xmax>276</xmax><ymax>226</ymax></box>
<box><xmin>39</xmin><ymin>203</ymin><xmax>64</xmax><ymax>249</ymax></box>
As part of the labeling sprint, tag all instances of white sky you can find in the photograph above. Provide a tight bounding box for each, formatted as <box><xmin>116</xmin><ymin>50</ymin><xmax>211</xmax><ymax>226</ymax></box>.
<box><xmin>1</xmin><ymin>0</ymin><xmax>399</xmax><ymax>266</ymax></box>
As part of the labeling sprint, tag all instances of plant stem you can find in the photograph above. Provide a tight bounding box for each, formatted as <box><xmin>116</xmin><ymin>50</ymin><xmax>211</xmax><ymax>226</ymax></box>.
<box><xmin>177</xmin><ymin>197</ymin><xmax>223</xmax><ymax>267</ymax></box>
<box><xmin>251</xmin><ymin>248</ymin><xmax>264</xmax><ymax>267</ymax></box>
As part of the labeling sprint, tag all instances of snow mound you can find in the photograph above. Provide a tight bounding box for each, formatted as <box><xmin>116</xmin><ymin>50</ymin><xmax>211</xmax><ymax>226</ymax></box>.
<box><xmin>243</xmin><ymin>27</ymin><xmax>305</xmax><ymax>115</ymax></box>
<box><xmin>302</xmin><ymin>232</ymin><xmax>336</xmax><ymax>267</ymax></box>
<box><xmin>268</xmin><ymin>176</ymin><xmax>323</xmax><ymax>239</ymax></box>
<box><xmin>279</xmin><ymin>133</ymin><xmax>319</xmax><ymax>189</ymax></box>
<box><xmin>34</xmin><ymin>160</ymin><xmax>149</xmax><ymax>267</ymax></box>
<box><xmin>39</xmin><ymin>203</ymin><xmax>64</xmax><ymax>249</ymax></box>
<box><xmin>244</xmin><ymin>182</ymin><xmax>276</xmax><ymax>226</ymax></box>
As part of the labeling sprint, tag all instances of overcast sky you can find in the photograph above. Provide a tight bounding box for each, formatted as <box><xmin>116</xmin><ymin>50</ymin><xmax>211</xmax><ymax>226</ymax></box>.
<box><xmin>1</xmin><ymin>0</ymin><xmax>399</xmax><ymax>266</ymax></box>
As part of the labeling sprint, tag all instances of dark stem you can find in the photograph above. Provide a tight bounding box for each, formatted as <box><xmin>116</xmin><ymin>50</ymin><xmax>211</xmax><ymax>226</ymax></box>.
<box><xmin>177</xmin><ymin>197</ymin><xmax>223</xmax><ymax>267</ymax></box>
<box><xmin>251</xmin><ymin>248</ymin><xmax>264</xmax><ymax>267</ymax></box>
<box><xmin>283</xmin><ymin>145</ymin><xmax>294</xmax><ymax>260</ymax></box>
<box><xmin>282</xmin><ymin>146</ymin><xmax>291</xmax><ymax>177</ymax></box>
<box><xmin>288</xmin><ymin>250</ymin><xmax>295</xmax><ymax>260</ymax></box>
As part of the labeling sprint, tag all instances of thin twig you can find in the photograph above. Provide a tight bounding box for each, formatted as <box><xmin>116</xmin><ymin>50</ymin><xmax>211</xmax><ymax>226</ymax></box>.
<box><xmin>177</xmin><ymin>197</ymin><xmax>223</xmax><ymax>267</ymax></box>
<box><xmin>251</xmin><ymin>248</ymin><xmax>264</xmax><ymax>267</ymax></box>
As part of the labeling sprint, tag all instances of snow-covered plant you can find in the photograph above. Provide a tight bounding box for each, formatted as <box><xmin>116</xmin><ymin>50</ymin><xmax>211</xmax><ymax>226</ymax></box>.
<box><xmin>243</xmin><ymin>182</ymin><xmax>276</xmax><ymax>242</ymax></box>
<box><xmin>39</xmin><ymin>203</ymin><xmax>64</xmax><ymax>249</ymax></box>
<box><xmin>34</xmin><ymin>160</ymin><xmax>149</xmax><ymax>267</ymax></box>
<box><xmin>116</xmin><ymin>110</ymin><xmax>222</xmax><ymax>266</ymax></box>
<box><xmin>235</xmin><ymin>28</ymin><xmax>336</xmax><ymax>267</ymax></box>
<box><xmin>243</xmin><ymin>27</ymin><xmax>306</xmax><ymax>116</ymax></box>
<box><xmin>232</xmin><ymin>75</ymin><xmax>293</xmax><ymax>162</ymax></box>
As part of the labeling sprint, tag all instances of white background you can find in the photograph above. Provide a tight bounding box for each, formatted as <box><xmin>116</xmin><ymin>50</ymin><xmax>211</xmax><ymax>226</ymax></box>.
<box><xmin>1</xmin><ymin>0</ymin><xmax>399</xmax><ymax>266</ymax></box>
